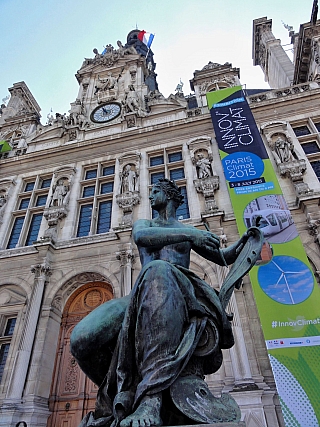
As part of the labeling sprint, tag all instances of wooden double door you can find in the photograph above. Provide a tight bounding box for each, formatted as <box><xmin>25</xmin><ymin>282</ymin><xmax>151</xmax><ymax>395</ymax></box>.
<box><xmin>47</xmin><ymin>282</ymin><xmax>113</xmax><ymax>427</ymax></box>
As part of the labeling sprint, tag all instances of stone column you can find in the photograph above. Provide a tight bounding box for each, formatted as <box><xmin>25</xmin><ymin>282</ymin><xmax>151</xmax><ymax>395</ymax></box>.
<box><xmin>116</xmin><ymin>249</ymin><xmax>134</xmax><ymax>297</ymax></box>
<box><xmin>214</xmin><ymin>232</ymin><xmax>253</xmax><ymax>386</ymax></box>
<box><xmin>6</xmin><ymin>263</ymin><xmax>51</xmax><ymax>400</ymax></box>
<box><xmin>228</xmin><ymin>293</ymin><xmax>253</xmax><ymax>384</ymax></box>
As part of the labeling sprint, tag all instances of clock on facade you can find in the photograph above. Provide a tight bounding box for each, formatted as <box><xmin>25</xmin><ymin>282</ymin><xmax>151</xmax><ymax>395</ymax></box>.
<box><xmin>90</xmin><ymin>102</ymin><xmax>121</xmax><ymax>123</ymax></box>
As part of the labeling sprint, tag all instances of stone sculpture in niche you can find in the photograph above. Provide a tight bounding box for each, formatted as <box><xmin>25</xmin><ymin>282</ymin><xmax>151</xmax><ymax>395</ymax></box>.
<box><xmin>272</xmin><ymin>135</ymin><xmax>299</xmax><ymax>165</ymax></box>
<box><xmin>71</xmin><ymin>179</ymin><xmax>263</xmax><ymax>427</ymax></box>
<box><xmin>262</xmin><ymin>124</ymin><xmax>311</xmax><ymax>197</ymax></box>
<box><xmin>120</xmin><ymin>164</ymin><xmax>137</xmax><ymax>193</ymax></box>
<box><xmin>191</xmin><ymin>146</ymin><xmax>219</xmax><ymax>213</ymax></box>
<box><xmin>50</xmin><ymin>178</ymin><xmax>69</xmax><ymax>207</ymax></box>
<box><xmin>196</xmin><ymin>152</ymin><xmax>213</xmax><ymax>179</ymax></box>
<box><xmin>43</xmin><ymin>169</ymin><xmax>75</xmax><ymax>242</ymax></box>
<box><xmin>116</xmin><ymin>155</ymin><xmax>141</xmax><ymax>226</ymax></box>
<box><xmin>0</xmin><ymin>194</ymin><xmax>7</xmax><ymax>223</ymax></box>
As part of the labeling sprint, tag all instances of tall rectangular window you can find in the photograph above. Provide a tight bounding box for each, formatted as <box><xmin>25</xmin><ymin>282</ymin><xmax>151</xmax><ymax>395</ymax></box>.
<box><xmin>7</xmin><ymin>176</ymin><xmax>51</xmax><ymax>248</ymax></box>
<box><xmin>77</xmin><ymin>204</ymin><xmax>93</xmax><ymax>237</ymax></box>
<box><xmin>77</xmin><ymin>164</ymin><xmax>115</xmax><ymax>236</ymax></box>
<box><xmin>176</xmin><ymin>186</ymin><xmax>190</xmax><ymax>219</ymax></box>
<box><xmin>0</xmin><ymin>344</ymin><xmax>10</xmax><ymax>383</ymax></box>
<box><xmin>25</xmin><ymin>213</ymin><xmax>43</xmax><ymax>246</ymax></box>
<box><xmin>0</xmin><ymin>317</ymin><xmax>17</xmax><ymax>383</ymax></box>
<box><xmin>7</xmin><ymin>217</ymin><xmax>25</xmax><ymax>249</ymax></box>
<box><xmin>97</xmin><ymin>201</ymin><xmax>113</xmax><ymax>234</ymax></box>
<box><xmin>4</xmin><ymin>318</ymin><xmax>16</xmax><ymax>336</ymax></box>
<box><xmin>311</xmin><ymin>161</ymin><xmax>320</xmax><ymax>180</ymax></box>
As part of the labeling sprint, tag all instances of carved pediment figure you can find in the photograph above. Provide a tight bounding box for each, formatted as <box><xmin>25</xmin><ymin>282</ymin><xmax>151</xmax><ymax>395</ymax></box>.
<box><xmin>123</xmin><ymin>85</ymin><xmax>147</xmax><ymax>117</ymax></box>
<box><xmin>117</xmin><ymin>40</ymin><xmax>137</xmax><ymax>56</ymax></box>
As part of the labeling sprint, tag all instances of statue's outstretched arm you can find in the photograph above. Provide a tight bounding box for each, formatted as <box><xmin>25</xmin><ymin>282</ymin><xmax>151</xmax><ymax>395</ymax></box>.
<box><xmin>192</xmin><ymin>229</ymin><xmax>253</xmax><ymax>267</ymax></box>
<box><xmin>133</xmin><ymin>220</ymin><xmax>217</xmax><ymax>250</ymax></box>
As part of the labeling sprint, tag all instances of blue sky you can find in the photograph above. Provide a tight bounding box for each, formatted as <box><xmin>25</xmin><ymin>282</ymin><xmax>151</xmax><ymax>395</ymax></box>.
<box><xmin>0</xmin><ymin>0</ymin><xmax>312</xmax><ymax>123</ymax></box>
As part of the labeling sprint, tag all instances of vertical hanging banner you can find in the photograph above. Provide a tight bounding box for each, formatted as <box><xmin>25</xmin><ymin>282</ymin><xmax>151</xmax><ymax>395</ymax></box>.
<box><xmin>207</xmin><ymin>86</ymin><xmax>320</xmax><ymax>427</ymax></box>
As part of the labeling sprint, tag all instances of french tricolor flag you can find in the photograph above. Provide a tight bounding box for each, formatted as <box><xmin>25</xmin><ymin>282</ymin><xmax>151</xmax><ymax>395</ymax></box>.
<box><xmin>137</xmin><ymin>30</ymin><xmax>155</xmax><ymax>49</ymax></box>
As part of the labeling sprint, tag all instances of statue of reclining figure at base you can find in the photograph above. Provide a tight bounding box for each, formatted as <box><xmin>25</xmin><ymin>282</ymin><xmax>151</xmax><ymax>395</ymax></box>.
<box><xmin>71</xmin><ymin>178</ymin><xmax>263</xmax><ymax>427</ymax></box>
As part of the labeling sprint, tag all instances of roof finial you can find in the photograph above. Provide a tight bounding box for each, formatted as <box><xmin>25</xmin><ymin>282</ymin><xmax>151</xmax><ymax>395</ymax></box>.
<box><xmin>311</xmin><ymin>0</ymin><xmax>318</xmax><ymax>25</ymax></box>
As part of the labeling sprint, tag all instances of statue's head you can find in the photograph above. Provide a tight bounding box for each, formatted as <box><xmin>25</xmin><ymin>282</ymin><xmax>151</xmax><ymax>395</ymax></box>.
<box><xmin>152</xmin><ymin>178</ymin><xmax>184</xmax><ymax>208</ymax></box>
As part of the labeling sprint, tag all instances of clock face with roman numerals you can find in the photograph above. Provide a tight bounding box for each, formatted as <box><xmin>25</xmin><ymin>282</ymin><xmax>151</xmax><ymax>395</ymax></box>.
<box><xmin>90</xmin><ymin>102</ymin><xmax>121</xmax><ymax>123</ymax></box>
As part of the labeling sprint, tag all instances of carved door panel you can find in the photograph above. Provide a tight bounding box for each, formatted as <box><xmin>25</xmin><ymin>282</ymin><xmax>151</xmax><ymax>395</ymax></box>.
<box><xmin>47</xmin><ymin>282</ymin><xmax>113</xmax><ymax>427</ymax></box>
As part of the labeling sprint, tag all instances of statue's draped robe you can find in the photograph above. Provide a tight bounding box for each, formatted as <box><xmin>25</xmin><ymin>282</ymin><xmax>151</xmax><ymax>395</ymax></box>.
<box><xmin>93</xmin><ymin>259</ymin><xmax>234</xmax><ymax>424</ymax></box>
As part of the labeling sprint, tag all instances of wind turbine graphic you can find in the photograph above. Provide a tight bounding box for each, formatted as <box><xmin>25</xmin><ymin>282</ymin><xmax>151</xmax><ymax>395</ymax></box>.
<box><xmin>271</xmin><ymin>260</ymin><xmax>305</xmax><ymax>304</ymax></box>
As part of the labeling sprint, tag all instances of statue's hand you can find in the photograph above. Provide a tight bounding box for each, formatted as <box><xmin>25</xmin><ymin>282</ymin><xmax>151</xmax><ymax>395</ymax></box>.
<box><xmin>193</xmin><ymin>229</ymin><xmax>220</xmax><ymax>252</ymax></box>
<box><xmin>235</xmin><ymin>229</ymin><xmax>255</xmax><ymax>254</ymax></box>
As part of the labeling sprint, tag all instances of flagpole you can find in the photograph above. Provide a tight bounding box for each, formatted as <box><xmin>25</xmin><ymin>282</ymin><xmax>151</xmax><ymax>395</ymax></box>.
<box><xmin>145</xmin><ymin>33</ymin><xmax>155</xmax><ymax>62</ymax></box>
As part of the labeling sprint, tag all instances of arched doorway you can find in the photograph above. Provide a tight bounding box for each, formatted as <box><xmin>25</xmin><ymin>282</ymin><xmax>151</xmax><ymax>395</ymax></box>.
<box><xmin>47</xmin><ymin>281</ymin><xmax>113</xmax><ymax>427</ymax></box>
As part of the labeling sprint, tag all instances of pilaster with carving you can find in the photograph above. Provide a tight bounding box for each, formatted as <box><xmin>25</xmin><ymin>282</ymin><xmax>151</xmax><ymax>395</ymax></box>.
<box><xmin>43</xmin><ymin>166</ymin><xmax>76</xmax><ymax>242</ymax></box>
<box><xmin>116</xmin><ymin>248</ymin><xmax>135</xmax><ymax>296</ymax></box>
<box><xmin>116</xmin><ymin>152</ymin><xmax>141</xmax><ymax>226</ymax></box>
<box><xmin>261</xmin><ymin>121</ymin><xmax>312</xmax><ymax>197</ymax></box>
<box><xmin>187</xmin><ymin>136</ymin><xmax>220</xmax><ymax>213</ymax></box>
<box><xmin>6</xmin><ymin>263</ymin><xmax>51</xmax><ymax>401</ymax></box>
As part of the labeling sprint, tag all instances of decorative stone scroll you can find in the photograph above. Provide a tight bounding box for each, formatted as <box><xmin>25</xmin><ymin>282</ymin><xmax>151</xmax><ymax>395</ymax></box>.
<box><xmin>187</xmin><ymin>136</ymin><xmax>220</xmax><ymax>212</ymax></box>
<box><xmin>116</xmin><ymin>152</ymin><xmax>141</xmax><ymax>226</ymax></box>
<box><xmin>43</xmin><ymin>166</ymin><xmax>76</xmax><ymax>242</ymax></box>
<box><xmin>261</xmin><ymin>121</ymin><xmax>312</xmax><ymax>197</ymax></box>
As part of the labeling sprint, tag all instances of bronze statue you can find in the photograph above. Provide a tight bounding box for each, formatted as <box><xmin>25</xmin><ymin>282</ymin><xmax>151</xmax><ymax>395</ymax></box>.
<box><xmin>71</xmin><ymin>179</ymin><xmax>263</xmax><ymax>427</ymax></box>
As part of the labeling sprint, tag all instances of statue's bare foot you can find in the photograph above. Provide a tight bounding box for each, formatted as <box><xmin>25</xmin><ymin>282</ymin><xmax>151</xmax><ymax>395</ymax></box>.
<box><xmin>120</xmin><ymin>393</ymin><xmax>163</xmax><ymax>427</ymax></box>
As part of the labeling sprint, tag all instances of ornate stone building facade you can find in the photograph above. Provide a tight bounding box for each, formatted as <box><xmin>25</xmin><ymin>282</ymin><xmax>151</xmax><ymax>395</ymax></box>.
<box><xmin>0</xmin><ymin>15</ymin><xmax>320</xmax><ymax>427</ymax></box>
